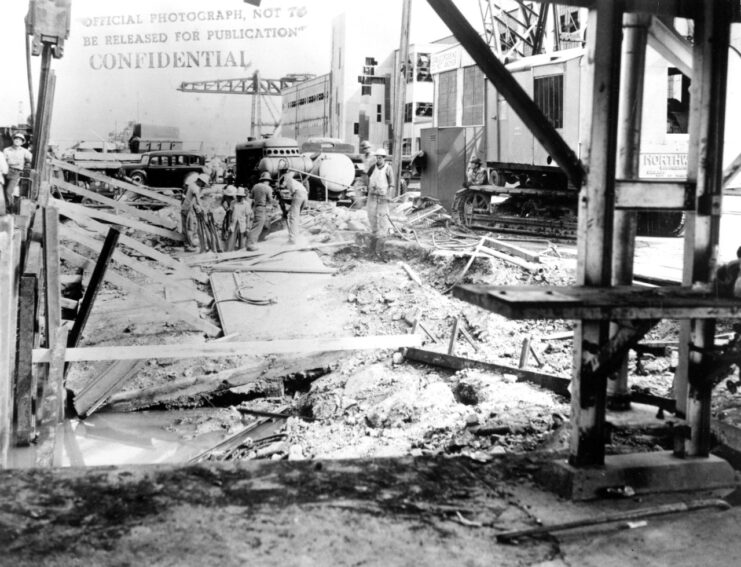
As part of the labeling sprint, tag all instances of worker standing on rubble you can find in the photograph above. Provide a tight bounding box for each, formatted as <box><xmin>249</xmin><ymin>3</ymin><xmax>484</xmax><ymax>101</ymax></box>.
<box><xmin>366</xmin><ymin>148</ymin><xmax>394</xmax><ymax>255</ymax></box>
<box><xmin>220</xmin><ymin>183</ymin><xmax>237</xmax><ymax>241</ymax></box>
<box><xmin>226</xmin><ymin>186</ymin><xmax>251</xmax><ymax>251</ymax></box>
<box><xmin>181</xmin><ymin>173</ymin><xmax>209</xmax><ymax>251</ymax></box>
<box><xmin>283</xmin><ymin>171</ymin><xmax>308</xmax><ymax>245</ymax></box>
<box><xmin>360</xmin><ymin>140</ymin><xmax>374</xmax><ymax>191</ymax></box>
<box><xmin>247</xmin><ymin>171</ymin><xmax>274</xmax><ymax>249</ymax></box>
<box><xmin>3</xmin><ymin>133</ymin><xmax>32</xmax><ymax>214</ymax></box>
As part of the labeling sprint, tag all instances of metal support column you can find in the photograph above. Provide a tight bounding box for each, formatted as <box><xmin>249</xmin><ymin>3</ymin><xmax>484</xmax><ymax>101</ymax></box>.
<box><xmin>608</xmin><ymin>13</ymin><xmax>650</xmax><ymax>410</ymax></box>
<box><xmin>570</xmin><ymin>0</ymin><xmax>623</xmax><ymax>466</ymax></box>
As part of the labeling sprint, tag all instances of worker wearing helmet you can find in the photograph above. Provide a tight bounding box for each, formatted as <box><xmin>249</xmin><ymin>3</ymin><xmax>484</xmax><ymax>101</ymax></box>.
<box><xmin>226</xmin><ymin>185</ymin><xmax>252</xmax><ymax>251</ymax></box>
<box><xmin>220</xmin><ymin>183</ymin><xmax>238</xmax><ymax>241</ymax></box>
<box><xmin>3</xmin><ymin>133</ymin><xmax>32</xmax><ymax>214</ymax></box>
<box><xmin>281</xmin><ymin>171</ymin><xmax>308</xmax><ymax>245</ymax></box>
<box><xmin>247</xmin><ymin>171</ymin><xmax>275</xmax><ymax>249</ymax></box>
<box><xmin>181</xmin><ymin>172</ymin><xmax>209</xmax><ymax>250</ymax></box>
<box><xmin>366</xmin><ymin>147</ymin><xmax>395</xmax><ymax>255</ymax></box>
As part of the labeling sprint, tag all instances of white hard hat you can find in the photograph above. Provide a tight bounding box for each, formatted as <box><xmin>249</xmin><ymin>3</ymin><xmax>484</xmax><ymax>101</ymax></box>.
<box><xmin>236</xmin><ymin>186</ymin><xmax>246</xmax><ymax>197</ymax></box>
<box><xmin>196</xmin><ymin>173</ymin><xmax>210</xmax><ymax>185</ymax></box>
<box><xmin>223</xmin><ymin>185</ymin><xmax>237</xmax><ymax>198</ymax></box>
<box><xmin>375</xmin><ymin>148</ymin><xmax>388</xmax><ymax>157</ymax></box>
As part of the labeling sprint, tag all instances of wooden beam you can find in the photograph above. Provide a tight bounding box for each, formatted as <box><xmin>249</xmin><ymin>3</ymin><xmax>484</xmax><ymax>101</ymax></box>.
<box><xmin>615</xmin><ymin>180</ymin><xmax>691</xmax><ymax>210</ymax></box>
<box><xmin>14</xmin><ymin>276</ymin><xmax>39</xmax><ymax>446</ymax></box>
<box><xmin>51</xmin><ymin>177</ymin><xmax>177</xmax><ymax>230</ymax></box>
<box><xmin>52</xmin><ymin>198</ymin><xmax>184</xmax><ymax>242</ymax></box>
<box><xmin>404</xmin><ymin>347</ymin><xmax>571</xmax><ymax>398</ymax></box>
<box><xmin>426</xmin><ymin>0</ymin><xmax>584</xmax><ymax>188</ymax></box>
<box><xmin>67</xmin><ymin>228</ymin><xmax>120</xmax><ymax>351</ymax></box>
<box><xmin>35</xmin><ymin>327</ymin><xmax>68</xmax><ymax>468</ymax></box>
<box><xmin>676</xmin><ymin>1</ymin><xmax>733</xmax><ymax>457</ymax></box>
<box><xmin>50</xmin><ymin>159</ymin><xmax>180</xmax><ymax>207</ymax></box>
<box><xmin>0</xmin><ymin>217</ymin><xmax>16</xmax><ymax>468</ymax></box>
<box><xmin>43</xmin><ymin>207</ymin><xmax>62</xmax><ymax>343</ymax></box>
<box><xmin>647</xmin><ymin>16</ymin><xmax>693</xmax><ymax>78</ymax></box>
<box><xmin>452</xmin><ymin>284</ymin><xmax>741</xmax><ymax>321</ymax></box>
<box><xmin>60</xmin><ymin>224</ymin><xmax>212</xmax><ymax>305</ymax></box>
<box><xmin>32</xmin><ymin>334</ymin><xmax>423</xmax><ymax>363</ymax></box>
<box><xmin>59</xmin><ymin>246</ymin><xmax>221</xmax><ymax>336</ymax></box>
<box><xmin>55</xmin><ymin>203</ymin><xmax>204</xmax><ymax>283</ymax></box>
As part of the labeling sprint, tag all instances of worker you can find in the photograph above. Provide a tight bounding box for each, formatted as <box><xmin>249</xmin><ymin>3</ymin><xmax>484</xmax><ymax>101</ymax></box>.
<box><xmin>466</xmin><ymin>155</ymin><xmax>488</xmax><ymax>186</ymax></box>
<box><xmin>0</xmin><ymin>150</ymin><xmax>8</xmax><ymax>215</ymax></box>
<box><xmin>360</xmin><ymin>140</ymin><xmax>374</xmax><ymax>191</ymax></box>
<box><xmin>3</xmin><ymin>133</ymin><xmax>32</xmax><ymax>214</ymax></box>
<box><xmin>282</xmin><ymin>171</ymin><xmax>308</xmax><ymax>245</ymax></box>
<box><xmin>247</xmin><ymin>171</ymin><xmax>274</xmax><ymax>250</ymax></box>
<box><xmin>366</xmin><ymin>147</ymin><xmax>394</xmax><ymax>255</ymax></box>
<box><xmin>181</xmin><ymin>173</ymin><xmax>209</xmax><ymax>251</ymax></box>
<box><xmin>716</xmin><ymin>246</ymin><xmax>741</xmax><ymax>297</ymax></box>
<box><xmin>220</xmin><ymin>184</ymin><xmax>237</xmax><ymax>241</ymax></box>
<box><xmin>226</xmin><ymin>186</ymin><xmax>251</xmax><ymax>251</ymax></box>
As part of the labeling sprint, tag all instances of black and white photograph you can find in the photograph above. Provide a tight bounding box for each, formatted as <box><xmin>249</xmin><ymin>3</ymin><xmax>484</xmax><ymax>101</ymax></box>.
<box><xmin>4</xmin><ymin>0</ymin><xmax>741</xmax><ymax>565</ymax></box>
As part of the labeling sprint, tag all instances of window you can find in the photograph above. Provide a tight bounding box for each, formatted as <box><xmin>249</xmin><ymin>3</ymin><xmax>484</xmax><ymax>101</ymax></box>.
<box><xmin>377</xmin><ymin>104</ymin><xmax>383</xmax><ymax>123</ymax></box>
<box><xmin>416</xmin><ymin>103</ymin><xmax>433</xmax><ymax>118</ymax></box>
<box><xmin>667</xmin><ymin>68</ymin><xmax>690</xmax><ymax>134</ymax></box>
<box><xmin>416</xmin><ymin>53</ymin><xmax>432</xmax><ymax>82</ymax></box>
<box><xmin>404</xmin><ymin>102</ymin><xmax>413</xmax><ymax>123</ymax></box>
<box><xmin>533</xmin><ymin>74</ymin><xmax>563</xmax><ymax>129</ymax></box>
<box><xmin>462</xmin><ymin>66</ymin><xmax>485</xmax><ymax>126</ymax></box>
<box><xmin>362</xmin><ymin>85</ymin><xmax>372</xmax><ymax>96</ymax></box>
<box><xmin>402</xmin><ymin>138</ymin><xmax>412</xmax><ymax>155</ymax></box>
<box><xmin>437</xmin><ymin>70</ymin><xmax>457</xmax><ymax>127</ymax></box>
<box><xmin>560</xmin><ymin>10</ymin><xmax>580</xmax><ymax>34</ymax></box>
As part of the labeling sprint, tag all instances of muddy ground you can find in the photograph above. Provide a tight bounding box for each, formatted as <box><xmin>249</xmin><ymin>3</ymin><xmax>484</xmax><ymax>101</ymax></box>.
<box><xmin>8</xmin><ymin>196</ymin><xmax>741</xmax><ymax>565</ymax></box>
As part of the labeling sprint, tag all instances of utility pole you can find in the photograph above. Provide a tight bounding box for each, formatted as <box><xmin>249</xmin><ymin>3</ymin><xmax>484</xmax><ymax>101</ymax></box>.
<box><xmin>392</xmin><ymin>0</ymin><xmax>412</xmax><ymax>197</ymax></box>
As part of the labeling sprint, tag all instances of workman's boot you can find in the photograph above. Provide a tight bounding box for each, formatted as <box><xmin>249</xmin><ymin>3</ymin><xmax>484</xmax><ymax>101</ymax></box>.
<box><xmin>368</xmin><ymin>235</ymin><xmax>377</xmax><ymax>255</ymax></box>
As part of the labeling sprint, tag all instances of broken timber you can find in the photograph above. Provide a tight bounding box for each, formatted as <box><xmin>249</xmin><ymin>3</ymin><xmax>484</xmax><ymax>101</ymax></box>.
<box><xmin>33</xmin><ymin>334</ymin><xmax>423</xmax><ymax>363</ymax></box>
<box><xmin>51</xmin><ymin>159</ymin><xmax>180</xmax><ymax>207</ymax></box>
<box><xmin>59</xmin><ymin>246</ymin><xmax>220</xmax><ymax>336</ymax></box>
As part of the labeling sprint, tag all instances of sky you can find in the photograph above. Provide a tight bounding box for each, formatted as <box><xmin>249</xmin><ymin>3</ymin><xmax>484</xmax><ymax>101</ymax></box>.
<box><xmin>0</xmin><ymin>0</ymin><xmax>483</xmax><ymax>155</ymax></box>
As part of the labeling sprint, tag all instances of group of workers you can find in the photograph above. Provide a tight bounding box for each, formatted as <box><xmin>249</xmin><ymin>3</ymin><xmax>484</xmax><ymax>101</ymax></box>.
<box><xmin>0</xmin><ymin>133</ymin><xmax>33</xmax><ymax>215</ymax></box>
<box><xmin>179</xmin><ymin>169</ymin><xmax>307</xmax><ymax>252</ymax></box>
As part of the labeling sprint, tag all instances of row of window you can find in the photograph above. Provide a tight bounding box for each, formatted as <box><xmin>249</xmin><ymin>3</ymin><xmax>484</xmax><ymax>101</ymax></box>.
<box><xmin>147</xmin><ymin>154</ymin><xmax>202</xmax><ymax>166</ymax></box>
<box><xmin>437</xmin><ymin>65</ymin><xmax>564</xmax><ymax>130</ymax></box>
<box><xmin>285</xmin><ymin>92</ymin><xmax>327</xmax><ymax>109</ymax></box>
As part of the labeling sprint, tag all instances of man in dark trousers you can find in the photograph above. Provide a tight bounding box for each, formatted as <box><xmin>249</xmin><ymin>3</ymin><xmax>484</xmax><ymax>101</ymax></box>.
<box><xmin>247</xmin><ymin>171</ymin><xmax>275</xmax><ymax>250</ymax></box>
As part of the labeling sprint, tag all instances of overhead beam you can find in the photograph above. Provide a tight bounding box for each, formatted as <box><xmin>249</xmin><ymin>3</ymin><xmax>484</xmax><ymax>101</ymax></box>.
<box><xmin>647</xmin><ymin>17</ymin><xmax>693</xmax><ymax>78</ymax></box>
<box><xmin>427</xmin><ymin>0</ymin><xmax>585</xmax><ymax>188</ymax></box>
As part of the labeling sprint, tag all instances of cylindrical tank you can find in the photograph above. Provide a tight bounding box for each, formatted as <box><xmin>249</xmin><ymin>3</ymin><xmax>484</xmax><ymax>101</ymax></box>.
<box><xmin>258</xmin><ymin>155</ymin><xmax>313</xmax><ymax>178</ymax></box>
<box><xmin>309</xmin><ymin>153</ymin><xmax>356</xmax><ymax>194</ymax></box>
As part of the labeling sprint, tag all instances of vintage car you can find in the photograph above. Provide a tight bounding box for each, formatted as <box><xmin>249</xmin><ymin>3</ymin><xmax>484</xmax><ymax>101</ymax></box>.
<box><xmin>118</xmin><ymin>150</ymin><xmax>207</xmax><ymax>188</ymax></box>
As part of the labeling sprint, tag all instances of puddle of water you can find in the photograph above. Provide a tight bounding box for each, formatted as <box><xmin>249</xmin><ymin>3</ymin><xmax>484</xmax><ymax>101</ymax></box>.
<box><xmin>8</xmin><ymin>408</ymin><xmax>246</xmax><ymax>468</ymax></box>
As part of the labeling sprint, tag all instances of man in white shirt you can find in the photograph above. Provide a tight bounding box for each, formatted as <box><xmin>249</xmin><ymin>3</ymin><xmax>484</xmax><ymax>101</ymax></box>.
<box><xmin>366</xmin><ymin>148</ymin><xmax>394</xmax><ymax>256</ymax></box>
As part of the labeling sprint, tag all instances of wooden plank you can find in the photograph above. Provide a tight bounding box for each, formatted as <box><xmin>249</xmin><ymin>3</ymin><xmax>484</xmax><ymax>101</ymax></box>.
<box><xmin>51</xmin><ymin>158</ymin><xmax>180</xmax><ymax>207</ymax></box>
<box><xmin>52</xmin><ymin>177</ymin><xmax>177</xmax><ymax>229</ymax></box>
<box><xmin>404</xmin><ymin>348</ymin><xmax>571</xmax><ymax>398</ymax></box>
<box><xmin>0</xmin><ymin>217</ymin><xmax>16</xmax><ymax>468</ymax></box>
<box><xmin>52</xmin><ymin>198</ymin><xmax>184</xmax><ymax>242</ymax></box>
<box><xmin>453</xmin><ymin>284</ymin><xmax>741</xmax><ymax>321</ymax></box>
<box><xmin>59</xmin><ymin>246</ymin><xmax>220</xmax><ymax>336</ymax></box>
<box><xmin>73</xmin><ymin>360</ymin><xmax>145</xmax><ymax>418</ymax></box>
<box><xmin>614</xmin><ymin>180</ymin><xmax>690</xmax><ymax>210</ymax></box>
<box><xmin>677</xmin><ymin>1</ymin><xmax>733</xmax><ymax>457</ymax></box>
<box><xmin>209</xmin><ymin>265</ymin><xmax>336</xmax><ymax>275</ymax></box>
<box><xmin>67</xmin><ymin>228</ymin><xmax>120</xmax><ymax>351</ymax></box>
<box><xmin>33</xmin><ymin>334</ymin><xmax>423</xmax><ymax>363</ymax></box>
<box><xmin>14</xmin><ymin>275</ymin><xmax>39</xmax><ymax>446</ymax></box>
<box><xmin>43</xmin><ymin>206</ymin><xmax>63</xmax><ymax>344</ymax></box>
<box><xmin>60</xmin><ymin>224</ymin><xmax>212</xmax><ymax>304</ymax></box>
<box><xmin>55</xmin><ymin>204</ymin><xmax>205</xmax><ymax>283</ymax></box>
<box><xmin>481</xmin><ymin>236</ymin><xmax>541</xmax><ymax>263</ymax></box>
<box><xmin>35</xmin><ymin>327</ymin><xmax>68</xmax><ymax>468</ymax></box>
